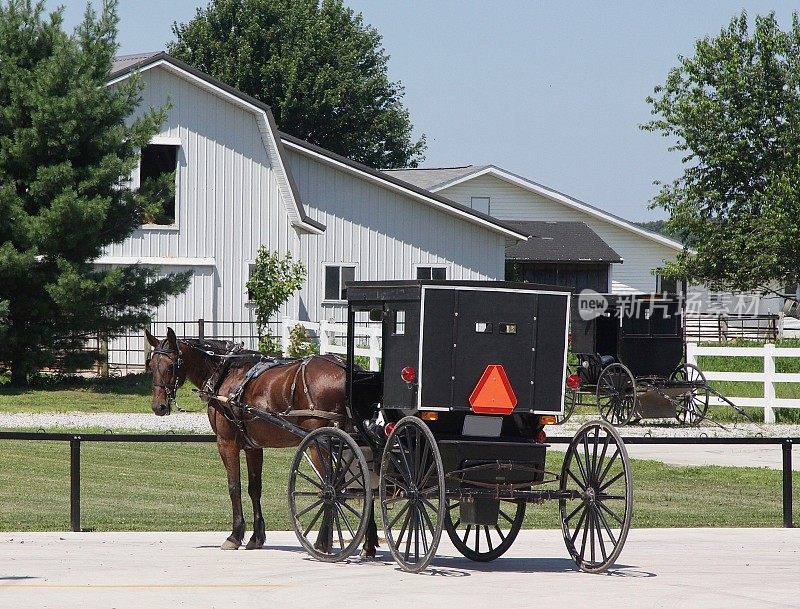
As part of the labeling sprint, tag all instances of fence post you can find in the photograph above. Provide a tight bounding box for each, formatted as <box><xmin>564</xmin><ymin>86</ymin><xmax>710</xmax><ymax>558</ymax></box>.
<box><xmin>281</xmin><ymin>316</ymin><xmax>290</xmax><ymax>357</ymax></box>
<box><xmin>99</xmin><ymin>333</ymin><xmax>109</xmax><ymax>378</ymax></box>
<box><xmin>685</xmin><ymin>342</ymin><xmax>697</xmax><ymax>368</ymax></box>
<box><xmin>783</xmin><ymin>440</ymin><xmax>794</xmax><ymax>528</ymax></box>
<box><xmin>70</xmin><ymin>437</ymin><xmax>81</xmax><ymax>532</ymax></box>
<box><xmin>319</xmin><ymin>320</ymin><xmax>330</xmax><ymax>355</ymax></box>
<box><xmin>198</xmin><ymin>318</ymin><xmax>205</xmax><ymax>340</ymax></box>
<box><xmin>764</xmin><ymin>343</ymin><xmax>776</xmax><ymax>424</ymax></box>
<box><xmin>369</xmin><ymin>327</ymin><xmax>379</xmax><ymax>371</ymax></box>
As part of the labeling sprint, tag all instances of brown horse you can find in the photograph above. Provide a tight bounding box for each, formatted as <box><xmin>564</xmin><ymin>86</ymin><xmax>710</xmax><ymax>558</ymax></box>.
<box><xmin>145</xmin><ymin>327</ymin><xmax>378</xmax><ymax>554</ymax></box>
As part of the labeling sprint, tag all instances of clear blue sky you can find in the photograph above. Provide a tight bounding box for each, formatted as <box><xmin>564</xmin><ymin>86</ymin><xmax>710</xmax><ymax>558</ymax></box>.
<box><xmin>50</xmin><ymin>1</ymin><xmax>797</xmax><ymax>221</ymax></box>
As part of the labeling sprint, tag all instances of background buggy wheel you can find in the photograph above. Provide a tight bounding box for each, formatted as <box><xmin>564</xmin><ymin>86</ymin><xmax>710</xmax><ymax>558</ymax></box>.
<box><xmin>670</xmin><ymin>363</ymin><xmax>709</xmax><ymax>426</ymax></box>
<box><xmin>444</xmin><ymin>499</ymin><xmax>525</xmax><ymax>562</ymax></box>
<box><xmin>596</xmin><ymin>364</ymin><xmax>636</xmax><ymax>426</ymax></box>
<box><xmin>559</xmin><ymin>420</ymin><xmax>632</xmax><ymax>573</ymax></box>
<box><xmin>379</xmin><ymin>416</ymin><xmax>445</xmax><ymax>573</ymax></box>
<box><xmin>558</xmin><ymin>387</ymin><xmax>579</xmax><ymax>425</ymax></box>
<box><xmin>288</xmin><ymin>427</ymin><xmax>371</xmax><ymax>562</ymax></box>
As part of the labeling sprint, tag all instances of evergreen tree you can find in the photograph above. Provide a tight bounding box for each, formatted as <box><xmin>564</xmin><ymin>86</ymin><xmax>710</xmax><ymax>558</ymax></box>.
<box><xmin>169</xmin><ymin>0</ymin><xmax>426</xmax><ymax>168</ymax></box>
<box><xmin>0</xmin><ymin>0</ymin><xmax>189</xmax><ymax>385</ymax></box>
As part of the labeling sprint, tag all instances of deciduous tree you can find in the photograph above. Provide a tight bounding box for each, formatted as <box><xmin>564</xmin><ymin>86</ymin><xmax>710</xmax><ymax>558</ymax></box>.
<box><xmin>169</xmin><ymin>0</ymin><xmax>425</xmax><ymax>168</ymax></box>
<box><xmin>643</xmin><ymin>11</ymin><xmax>800</xmax><ymax>292</ymax></box>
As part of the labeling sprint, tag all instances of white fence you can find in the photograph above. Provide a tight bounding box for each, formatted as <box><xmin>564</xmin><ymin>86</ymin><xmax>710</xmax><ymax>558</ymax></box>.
<box><xmin>686</xmin><ymin>343</ymin><xmax>800</xmax><ymax>423</ymax></box>
<box><xmin>281</xmin><ymin>317</ymin><xmax>382</xmax><ymax>371</ymax></box>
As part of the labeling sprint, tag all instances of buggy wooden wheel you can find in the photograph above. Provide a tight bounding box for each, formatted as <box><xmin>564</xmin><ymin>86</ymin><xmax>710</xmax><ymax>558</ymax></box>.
<box><xmin>558</xmin><ymin>388</ymin><xmax>578</xmax><ymax>424</ymax></box>
<box><xmin>596</xmin><ymin>363</ymin><xmax>636</xmax><ymax>426</ymax></box>
<box><xmin>670</xmin><ymin>363</ymin><xmax>709</xmax><ymax>426</ymax></box>
<box><xmin>559</xmin><ymin>420</ymin><xmax>633</xmax><ymax>573</ymax></box>
<box><xmin>288</xmin><ymin>427</ymin><xmax>372</xmax><ymax>562</ymax></box>
<box><xmin>444</xmin><ymin>499</ymin><xmax>525</xmax><ymax>562</ymax></box>
<box><xmin>379</xmin><ymin>416</ymin><xmax>445</xmax><ymax>573</ymax></box>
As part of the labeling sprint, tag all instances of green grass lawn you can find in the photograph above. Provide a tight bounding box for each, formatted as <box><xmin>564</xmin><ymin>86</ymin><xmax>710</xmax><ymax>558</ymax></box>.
<box><xmin>0</xmin><ymin>373</ymin><xmax>195</xmax><ymax>414</ymax></box>
<box><xmin>0</xmin><ymin>440</ymin><xmax>795</xmax><ymax>532</ymax></box>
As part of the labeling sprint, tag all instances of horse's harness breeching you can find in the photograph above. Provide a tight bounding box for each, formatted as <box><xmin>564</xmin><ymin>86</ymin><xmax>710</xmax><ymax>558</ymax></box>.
<box><xmin>152</xmin><ymin>339</ymin><xmax>346</xmax><ymax>449</ymax></box>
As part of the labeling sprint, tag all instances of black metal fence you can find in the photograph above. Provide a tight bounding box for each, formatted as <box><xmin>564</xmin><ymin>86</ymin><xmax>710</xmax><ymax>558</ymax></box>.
<box><xmin>685</xmin><ymin>314</ymin><xmax>780</xmax><ymax>343</ymax></box>
<box><xmin>0</xmin><ymin>431</ymin><xmax>795</xmax><ymax>531</ymax></box>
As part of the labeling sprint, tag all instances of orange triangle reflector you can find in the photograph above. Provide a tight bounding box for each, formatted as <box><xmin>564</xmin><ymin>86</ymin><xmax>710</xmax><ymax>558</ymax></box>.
<box><xmin>468</xmin><ymin>364</ymin><xmax>518</xmax><ymax>415</ymax></box>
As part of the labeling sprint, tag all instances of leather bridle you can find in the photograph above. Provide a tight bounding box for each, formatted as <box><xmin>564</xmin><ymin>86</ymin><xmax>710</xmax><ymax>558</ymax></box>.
<box><xmin>150</xmin><ymin>343</ymin><xmax>183</xmax><ymax>412</ymax></box>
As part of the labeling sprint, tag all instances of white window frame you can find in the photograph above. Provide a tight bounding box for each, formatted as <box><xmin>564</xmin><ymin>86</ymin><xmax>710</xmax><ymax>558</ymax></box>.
<box><xmin>138</xmin><ymin>137</ymin><xmax>182</xmax><ymax>231</ymax></box>
<box><xmin>323</xmin><ymin>263</ymin><xmax>357</xmax><ymax>303</ymax></box>
<box><xmin>414</xmin><ymin>263</ymin><xmax>450</xmax><ymax>281</ymax></box>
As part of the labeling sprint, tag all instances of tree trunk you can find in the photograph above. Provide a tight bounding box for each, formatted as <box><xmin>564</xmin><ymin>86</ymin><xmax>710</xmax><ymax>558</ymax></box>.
<box><xmin>9</xmin><ymin>361</ymin><xmax>28</xmax><ymax>387</ymax></box>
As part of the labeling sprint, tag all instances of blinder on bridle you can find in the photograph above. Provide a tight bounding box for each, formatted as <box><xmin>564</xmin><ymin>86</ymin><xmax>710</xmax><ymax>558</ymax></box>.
<box><xmin>150</xmin><ymin>342</ymin><xmax>184</xmax><ymax>410</ymax></box>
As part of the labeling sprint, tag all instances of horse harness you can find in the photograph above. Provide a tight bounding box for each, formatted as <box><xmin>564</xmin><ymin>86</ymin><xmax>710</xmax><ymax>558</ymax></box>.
<box><xmin>196</xmin><ymin>347</ymin><xmax>348</xmax><ymax>449</ymax></box>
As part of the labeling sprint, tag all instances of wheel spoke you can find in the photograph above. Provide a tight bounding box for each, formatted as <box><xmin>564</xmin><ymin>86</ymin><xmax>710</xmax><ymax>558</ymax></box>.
<box><xmin>494</xmin><ymin>525</ymin><xmax>507</xmax><ymax>541</ymax></box>
<box><xmin>563</xmin><ymin>500</ymin><xmax>584</xmax><ymax>523</ymax></box>
<box><xmin>578</xmin><ymin>506</ymin><xmax>591</xmax><ymax>563</ymax></box>
<box><xmin>302</xmin><ymin>504</ymin><xmax>326</xmax><ymax>537</ymax></box>
<box><xmin>593</xmin><ymin>505</ymin><xmax>608</xmax><ymax>561</ymax></box>
<box><xmin>566</xmin><ymin>465</ymin><xmax>588</xmax><ymax>491</ymax></box>
<box><xmin>599</xmin><ymin>470</ymin><xmax>625</xmax><ymax>493</ymax></box>
<box><xmin>388</xmin><ymin>499</ymin><xmax>412</xmax><ymax>529</ymax></box>
<box><xmin>302</xmin><ymin>451</ymin><xmax>326</xmax><ymax>485</ymax></box>
<box><xmin>597</xmin><ymin>499</ymin><xmax>625</xmax><ymax>526</ymax></box>
<box><xmin>461</xmin><ymin>524</ymin><xmax>472</xmax><ymax>545</ymax></box>
<box><xmin>335</xmin><ymin>504</ymin><xmax>357</xmax><ymax>538</ymax></box>
<box><xmin>295</xmin><ymin>498</ymin><xmax>324</xmax><ymax>519</ymax></box>
<box><xmin>333</xmin><ymin>508</ymin><xmax>345</xmax><ymax>551</ymax></box>
<box><xmin>595</xmin><ymin>504</ymin><xmax>619</xmax><ymax>546</ymax></box>
<box><xmin>596</xmin><ymin>448</ymin><xmax>620</xmax><ymax>486</ymax></box>
<box><xmin>484</xmin><ymin>526</ymin><xmax>493</xmax><ymax>552</ymax></box>
<box><xmin>570</xmin><ymin>504</ymin><xmax>588</xmax><ymax>545</ymax></box>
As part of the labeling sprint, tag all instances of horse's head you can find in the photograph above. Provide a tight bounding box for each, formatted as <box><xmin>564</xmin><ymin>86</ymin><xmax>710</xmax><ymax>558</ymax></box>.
<box><xmin>145</xmin><ymin>327</ymin><xmax>186</xmax><ymax>416</ymax></box>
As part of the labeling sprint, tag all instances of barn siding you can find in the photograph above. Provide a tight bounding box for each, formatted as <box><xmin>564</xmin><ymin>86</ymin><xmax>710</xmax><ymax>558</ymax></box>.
<box><xmin>101</xmin><ymin>65</ymin><xmax>507</xmax><ymax>333</ymax></box>
<box><xmin>103</xmin><ymin>66</ymin><xmax>300</xmax><ymax>328</ymax></box>
<box><xmin>285</xmin><ymin>148</ymin><xmax>506</xmax><ymax>322</ymax></box>
<box><xmin>439</xmin><ymin>174</ymin><xmax>679</xmax><ymax>294</ymax></box>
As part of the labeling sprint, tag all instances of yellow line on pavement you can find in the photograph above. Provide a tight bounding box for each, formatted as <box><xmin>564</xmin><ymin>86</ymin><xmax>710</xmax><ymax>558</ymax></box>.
<box><xmin>0</xmin><ymin>583</ymin><xmax>289</xmax><ymax>589</ymax></box>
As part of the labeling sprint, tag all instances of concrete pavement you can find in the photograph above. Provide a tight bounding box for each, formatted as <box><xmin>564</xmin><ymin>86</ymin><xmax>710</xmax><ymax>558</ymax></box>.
<box><xmin>2</xmin><ymin>529</ymin><xmax>798</xmax><ymax>609</ymax></box>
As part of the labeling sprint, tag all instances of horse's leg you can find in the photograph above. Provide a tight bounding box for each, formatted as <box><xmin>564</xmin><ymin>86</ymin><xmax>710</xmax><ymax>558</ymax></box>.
<box><xmin>244</xmin><ymin>448</ymin><xmax>266</xmax><ymax>550</ymax></box>
<box><xmin>217</xmin><ymin>438</ymin><xmax>245</xmax><ymax>550</ymax></box>
<box><xmin>361</xmin><ymin>500</ymin><xmax>378</xmax><ymax>559</ymax></box>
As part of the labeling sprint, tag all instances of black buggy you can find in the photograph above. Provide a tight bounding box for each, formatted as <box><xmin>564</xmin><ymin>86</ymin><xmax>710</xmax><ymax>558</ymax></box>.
<box><xmin>286</xmin><ymin>280</ymin><xmax>633</xmax><ymax>573</ymax></box>
<box><xmin>564</xmin><ymin>293</ymin><xmax>710</xmax><ymax>426</ymax></box>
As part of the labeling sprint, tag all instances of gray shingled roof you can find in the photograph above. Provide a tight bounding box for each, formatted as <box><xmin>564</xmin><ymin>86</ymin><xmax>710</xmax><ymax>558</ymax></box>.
<box><xmin>385</xmin><ymin>165</ymin><xmax>487</xmax><ymax>190</ymax></box>
<box><xmin>505</xmin><ymin>221</ymin><xmax>622</xmax><ymax>263</ymax></box>
<box><xmin>111</xmin><ymin>52</ymin><xmax>161</xmax><ymax>76</ymax></box>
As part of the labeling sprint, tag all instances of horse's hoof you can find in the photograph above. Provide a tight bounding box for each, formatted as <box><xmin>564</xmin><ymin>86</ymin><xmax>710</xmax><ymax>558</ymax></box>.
<box><xmin>221</xmin><ymin>539</ymin><xmax>241</xmax><ymax>550</ymax></box>
<box><xmin>245</xmin><ymin>538</ymin><xmax>265</xmax><ymax>550</ymax></box>
<box><xmin>360</xmin><ymin>548</ymin><xmax>376</xmax><ymax>560</ymax></box>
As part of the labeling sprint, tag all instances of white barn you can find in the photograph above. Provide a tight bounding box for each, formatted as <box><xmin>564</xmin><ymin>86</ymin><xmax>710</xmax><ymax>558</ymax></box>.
<box><xmin>101</xmin><ymin>53</ymin><xmax>526</xmax><ymax>361</ymax></box>
<box><xmin>387</xmin><ymin>165</ymin><xmax>684</xmax><ymax>295</ymax></box>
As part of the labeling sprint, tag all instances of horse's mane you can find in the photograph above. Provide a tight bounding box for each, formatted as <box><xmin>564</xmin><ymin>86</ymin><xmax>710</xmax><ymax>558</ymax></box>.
<box><xmin>178</xmin><ymin>337</ymin><xmax>293</xmax><ymax>371</ymax></box>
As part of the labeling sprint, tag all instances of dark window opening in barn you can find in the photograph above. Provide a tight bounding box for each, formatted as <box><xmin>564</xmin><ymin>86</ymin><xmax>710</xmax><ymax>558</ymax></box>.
<box><xmin>416</xmin><ymin>266</ymin><xmax>447</xmax><ymax>280</ymax></box>
<box><xmin>140</xmin><ymin>144</ymin><xmax>178</xmax><ymax>225</ymax></box>
<box><xmin>656</xmin><ymin>274</ymin><xmax>678</xmax><ymax>295</ymax></box>
<box><xmin>325</xmin><ymin>265</ymin><xmax>356</xmax><ymax>301</ymax></box>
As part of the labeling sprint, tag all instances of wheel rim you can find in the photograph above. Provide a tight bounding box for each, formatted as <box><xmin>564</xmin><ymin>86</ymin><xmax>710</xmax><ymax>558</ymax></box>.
<box><xmin>444</xmin><ymin>499</ymin><xmax>525</xmax><ymax>562</ymax></box>
<box><xmin>559</xmin><ymin>420</ymin><xmax>633</xmax><ymax>573</ymax></box>
<box><xmin>672</xmin><ymin>364</ymin><xmax>709</xmax><ymax>426</ymax></box>
<box><xmin>558</xmin><ymin>389</ymin><xmax>578</xmax><ymax>425</ymax></box>
<box><xmin>379</xmin><ymin>416</ymin><xmax>445</xmax><ymax>573</ymax></box>
<box><xmin>288</xmin><ymin>427</ymin><xmax>371</xmax><ymax>562</ymax></box>
<box><xmin>596</xmin><ymin>365</ymin><xmax>635</xmax><ymax>426</ymax></box>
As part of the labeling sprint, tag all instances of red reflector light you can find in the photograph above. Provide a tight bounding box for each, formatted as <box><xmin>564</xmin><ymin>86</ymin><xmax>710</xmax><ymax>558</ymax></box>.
<box><xmin>535</xmin><ymin>429</ymin><xmax>546</xmax><ymax>444</ymax></box>
<box><xmin>566</xmin><ymin>374</ymin><xmax>581</xmax><ymax>391</ymax></box>
<box><xmin>384</xmin><ymin>422</ymin><xmax>395</xmax><ymax>436</ymax></box>
<box><xmin>401</xmin><ymin>366</ymin><xmax>416</xmax><ymax>383</ymax></box>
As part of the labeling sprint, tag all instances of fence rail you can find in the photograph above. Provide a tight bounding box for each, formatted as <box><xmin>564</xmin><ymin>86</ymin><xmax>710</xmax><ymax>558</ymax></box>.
<box><xmin>0</xmin><ymin>431</ymin><xmax>794</xmax><ymax>531</ymax></box>
<box><xmin>686</xmin><ymin>343</ymin><xmax>800</xmax><ymax>424</ymax></box>
<box><xmin>281</xmin><ymin>317</ymin><xmax>382</xmax><ymax>370</ymax></box>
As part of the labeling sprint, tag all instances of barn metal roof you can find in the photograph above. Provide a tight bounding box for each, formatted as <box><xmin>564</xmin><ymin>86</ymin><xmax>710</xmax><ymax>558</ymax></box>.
<box><xmin>504</xmin><ymin>221</ymin><xmax>622</xmax><ymax>263</ymax></box>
